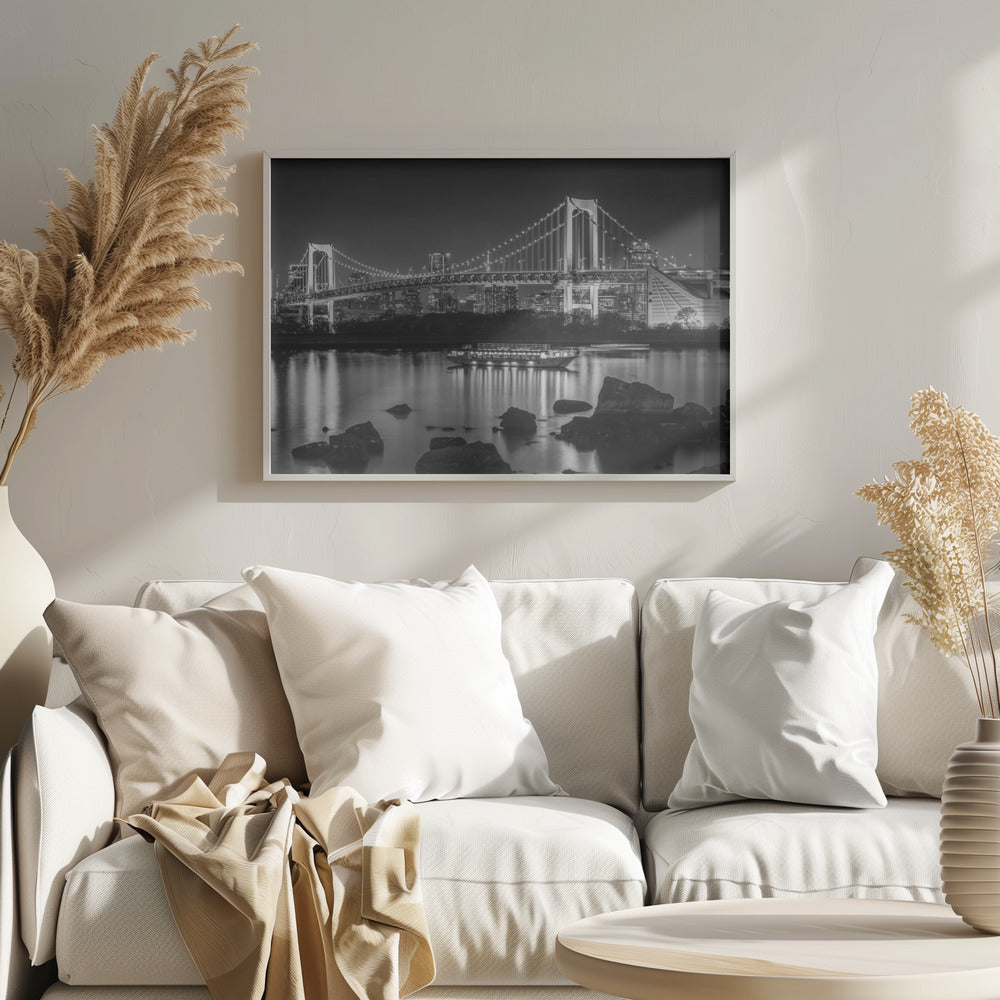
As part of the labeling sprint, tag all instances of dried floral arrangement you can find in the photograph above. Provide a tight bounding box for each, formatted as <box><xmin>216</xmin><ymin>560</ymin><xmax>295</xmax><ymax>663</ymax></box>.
<box><xmin>0</xmin><ymin>26</ymin><xmax>257</xmax><ymax>485</ymax></box>
<box><xmin>858</xmin><ymin>388</ymin><xmax>1000</xmax><ymax>717</ymax></box>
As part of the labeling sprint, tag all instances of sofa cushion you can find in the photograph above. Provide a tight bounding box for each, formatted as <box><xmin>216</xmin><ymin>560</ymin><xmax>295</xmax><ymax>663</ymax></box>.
<box><xmin>244</xmin><ymin>565</ymin><xmax>561</xmax><ymax>802</ymax></box>
<box><xmin>640</xmin><ymin>577</ymin><xmax>843</xmax><ymax>811</ymax></box>
<box><xmin>16</xmin><ymin>702</ymin><xmax>115</xmax><ymax>965</ymax></box>
<box><xmin>57</xmin><ymin>796</ymin><xmax>645</xmax><ymax>987</ymax></box>
<box><xmin>134</xmin><ymin>577</ymin><xmax>641</xmax><ymax>814</ymax></box>
<box><xmin>644</xmin><ymin>797</ymin><xmax>942</xmax><ymax>905</ymax></box>
<box><xmin>45</xmin><ymin>586</ymin><xmax>307</xmax><ymax>823</ymax></box>
<box><xmin>853</xmin><ymin>557</ymin><xmax>980</xmax><ymax>796</ymax></box>
<box><xmin>668</xmin><ymin>564</ymin><xmax>892</xmax><ymax>811</ymax></box>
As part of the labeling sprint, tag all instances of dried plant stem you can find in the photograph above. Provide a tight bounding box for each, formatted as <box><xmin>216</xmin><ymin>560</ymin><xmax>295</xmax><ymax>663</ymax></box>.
<box><xmin>0</xmin><ymin>383</ymin><xmax>44</xmax><ymax>485</ymax></box>
<box><xmin>0</xmin><ymin>373</ymin><xmax>18</xmax><ymax>443</ymax></box>
<box><xmin>954</xmin><ymin>414</ymin><xmax>1000</xmax><ymax>710</ymax></box>
<box><xmin>972</xmin><ymin>620</ymin><xmax>994</xmax><ymax>716</ymax></box>
<box><xmin>941</xmin><ymin>524</ymin><xmax>990</xmax><ymax>715</ymax></box>
<box><xmin>958</xmin><ymin>626</ymin><xmax>986</xmax><ymax>716</ymax></box>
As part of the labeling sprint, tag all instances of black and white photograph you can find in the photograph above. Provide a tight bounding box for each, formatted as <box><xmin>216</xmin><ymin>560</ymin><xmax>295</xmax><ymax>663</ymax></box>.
<box><xmin>265</xmin><ymin>156</ymin><xmax>730</xmax><ymax>480</ymax></box>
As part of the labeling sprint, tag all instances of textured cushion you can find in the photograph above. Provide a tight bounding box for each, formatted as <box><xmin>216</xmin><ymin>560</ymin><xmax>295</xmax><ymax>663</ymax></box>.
<box><xmin>134</xmin><ymin>577</ymin><xmax>640</xmax><ymax>814</ymax></box>
<box><xmin>645</xmin><ymin>797</ymin><xmax>943</xmax><ymax>905</ymax></box>
<box><xmin>244</xmin><ymin>565</ymin><xmax>560</xmax><ymax>802</ymax></box>
<box><xmin>133</xmin><ymin>580</ymin><xmax>252</xmax><ymax>616</ymax></box>
<box><xmin>640</xmin><ymin>577</ymin><xmax>843</xmax><ymax>811</ymax></box>
<box><xmin>57</xmin><ymin>796</ymin><xmax>645</xmax><ymax>987</ymax></box>
<box><xmin>488</xmin><ymin>579</ymin><xmax>639</xmax><ymax>814</ymax></box>
<box><xmin>16</xmin><ymin>702</ymin><xmax>114</xmax><ymax>965</ymax></box>
<box><xmin>853</xmin><ymin>557</ymin><xmax>980</xmax><ymax>796</ymax></box>
<box><xmin>44</xmin><ymin>586</ymin><xmax>306</xmax><ymax>822</ymax></box>
<box><xmin>668</xmin><ymin>563</ymin><xmax>892</xmax><ymax>810</ymax></box>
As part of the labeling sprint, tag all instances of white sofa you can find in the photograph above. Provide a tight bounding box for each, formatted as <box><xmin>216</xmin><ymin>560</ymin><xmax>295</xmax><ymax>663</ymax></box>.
<box><xmin>0</xmin><ymin>569</ymin><xmax>949</xmax><ymax>1000</ymax></box>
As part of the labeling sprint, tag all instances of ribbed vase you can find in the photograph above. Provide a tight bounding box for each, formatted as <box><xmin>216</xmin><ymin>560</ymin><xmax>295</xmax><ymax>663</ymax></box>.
<box><xmin>0</xmin><ymin>486</ymin><xmax>54</xmax><ymax>755</ymax></box>
<box><xmin>941</xmin><ymin>717</ymin><xmax>1000</xmax><ymax>933</ymax></box>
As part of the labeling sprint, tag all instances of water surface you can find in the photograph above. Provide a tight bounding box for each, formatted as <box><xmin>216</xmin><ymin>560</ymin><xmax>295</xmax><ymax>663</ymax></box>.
<box><xmin>270</xmin><ymin>346</ymin><xmax>729</xmax><ymax>475</ymax></box>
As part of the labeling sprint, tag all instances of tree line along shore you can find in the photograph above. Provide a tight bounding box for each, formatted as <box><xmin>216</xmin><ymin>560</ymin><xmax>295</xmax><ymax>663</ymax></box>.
<box><xmin>270</xmin><ymin>310</ymin><xmax>729</xmax><ymax>351</ymax></box>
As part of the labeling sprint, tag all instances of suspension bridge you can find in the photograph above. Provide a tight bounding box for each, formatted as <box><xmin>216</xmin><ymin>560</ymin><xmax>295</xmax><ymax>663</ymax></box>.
<box><xmin>274</xmin><ymin>197</ymin><xmax>728</xmax><ymax>331</ymax></box>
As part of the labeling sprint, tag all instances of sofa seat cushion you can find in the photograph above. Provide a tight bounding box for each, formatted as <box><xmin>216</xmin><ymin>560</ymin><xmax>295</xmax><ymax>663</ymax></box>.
<box><xmin>644</xmin><ymin>797</ymin><xmax>943</xmax><ymax>905</ymax></box>
<box><xmin>57</xmin><ymin>796</ymin><xmax>645</xmax><ymax>987</ymax></box>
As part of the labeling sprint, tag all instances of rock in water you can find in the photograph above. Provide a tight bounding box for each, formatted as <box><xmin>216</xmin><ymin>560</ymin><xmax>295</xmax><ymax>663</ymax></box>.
<box><xmin>291</xmin><ymin>421</ymin><xmax>384</xmax><ymax>472</ymax></box>
<box><xmin>596</xmin><ymin>377</ymin><xmax>674</xmax><ymax>412</ymax></box>
<box><xmin>499</xmin><ymin>406</ymin><xmax>537</xmax><ymax>435</ymax></box>
<box><xmin>340</xmin><ymin>421</ymin><xmax>384</xmax><ymax>453</ymax></box>
<box><xmin>673</xmin><ymin>401</ymin><xmax>710</xmax><ymax>421</ymax></box>
<box><xmin>554</xmin><ymin>376</ymin><xmax>689</xmax><ymax>471</ymax></box>
<box><xmin>429</xmin><ymin>436</ymin><xmax>467</xmax><ymax>450</ymax></box>
<box><xmin>415</xmin><ymin>441</ymin><xmax>513</xmax><ymax>474</ymax></box>
<box><xmin>386</xmin><ymin>403</ymin><xmax>412</xmax><ymax>418</ymax></box>
<box><xmin>553</xmin><ymin>399</ymin><xmax>593</xmax><ymax>414</ymax></box>
<box><xmin>291</xmin><ymin>440</ymin><xmax>332</xmax><ymax>460</ymax></box>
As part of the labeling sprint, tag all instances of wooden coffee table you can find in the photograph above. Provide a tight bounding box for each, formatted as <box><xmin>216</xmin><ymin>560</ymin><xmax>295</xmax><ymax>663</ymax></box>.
<box><xmin>555</xmin><ymin>898</ymin><xmax>1000</xmax><ymax>1000</ymax></box>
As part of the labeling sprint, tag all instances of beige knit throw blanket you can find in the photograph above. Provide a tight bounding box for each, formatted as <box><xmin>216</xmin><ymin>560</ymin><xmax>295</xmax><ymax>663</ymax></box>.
<box><xmin>126</xmin><ymin>752</ymin><xmax>435</xmax><ymax>1000</ymax></box>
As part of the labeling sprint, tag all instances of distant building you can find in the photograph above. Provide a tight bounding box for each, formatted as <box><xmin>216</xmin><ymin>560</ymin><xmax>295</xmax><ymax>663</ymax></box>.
<box><xmin>285</xmin><ymin>263</ymin><xmax>307</xmax><ymax>295</ymax></box>
<box><xmin>645</xmin><ymin>268</ymin><xmax>722</xmax><ymax>327</ymax></box>
<box><xmin>400</xmin><ymin>287</ymin><xmax>422</xmax><ymax>314</ymax></box>
<box><xmin>428</xmin><ymin>288</ymin><xmax>458</xmax><ymax>312</ymax></box>
<box><xmin>481</xmin><ymin>284</ymin><xmax>519</xmax><ymax>313</ymax></box>
<box><xmin>528</xmin><ymin>289</ymin><xmax>561</xmax><ymax>313</ymax></box>
<box><xmin>428</xmin><ymin>251</ymin><xmax>451</xmax><ymax>273</ymax></box>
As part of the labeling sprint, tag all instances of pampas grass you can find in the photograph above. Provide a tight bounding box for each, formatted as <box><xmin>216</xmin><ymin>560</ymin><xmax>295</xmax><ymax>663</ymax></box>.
<box><xmin>858</xmin><ymin>388</ymin><xmax>1000</xmax><ymax>716</ymax></box>
<box><xmin>0</xmin><ymin>26</ymin><xmax>257</xmax><ymax>484</ymax></box>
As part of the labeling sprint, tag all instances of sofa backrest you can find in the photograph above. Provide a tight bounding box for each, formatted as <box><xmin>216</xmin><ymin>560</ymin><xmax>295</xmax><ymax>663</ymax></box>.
<box><xmin>639</xmin><ymin>576</ymin><xmax>842</xmax><ymax>812</ymax></box>
<box><xmin>135</xmin><ymin>577</ymin><xmax>641</xmax><ymax>816</ymax></box>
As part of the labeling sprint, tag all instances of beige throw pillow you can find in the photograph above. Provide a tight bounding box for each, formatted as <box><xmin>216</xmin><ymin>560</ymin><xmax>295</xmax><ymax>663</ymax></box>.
<box><xmin>44</xmin><ymin>585</ymin><xmax>307</xmax><ymax>822</ymax></box>
<box><xmin>852</xmin><ymin>557</ymin><xmax>981</xmax><ymax>796</ymax></box>
<box><xmin>243</xmin><ymin>564</ymin><xmax>561</xmax><ymax>802</ymax></box>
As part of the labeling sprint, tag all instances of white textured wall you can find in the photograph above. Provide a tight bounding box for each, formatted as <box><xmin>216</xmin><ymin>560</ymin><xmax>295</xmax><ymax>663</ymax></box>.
<box><xmin>1</xmin><ymin>0</ymin><xmax>999</xmax><ymax>603</ymax></box>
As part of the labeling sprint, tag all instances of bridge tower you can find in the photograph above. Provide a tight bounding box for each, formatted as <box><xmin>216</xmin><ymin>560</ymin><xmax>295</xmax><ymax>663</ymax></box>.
<box><xmin>307</xmin><ymin>244</ymin><xmax>335</xmax><ymax>293</ymax></box>
<box><xmin>561</xmin><ymin>198</ymin><xmax>601</xmax><ymax>317</ymax></box>
<box><xmin>304</xmin><ymin>244</ymin><xmax>336</xmax><ymax>328</ymax></box>
<box><xmin>562</xmin><ymin>198</ymin><xmax>600</xmax><ymax>272</ymax></box>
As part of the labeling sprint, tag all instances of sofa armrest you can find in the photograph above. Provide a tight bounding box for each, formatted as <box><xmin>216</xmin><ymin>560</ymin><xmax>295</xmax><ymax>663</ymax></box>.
<box><xmin>15</xmin><ymin>703</ymin><xmax>114</xmax><ymax>966</ymax></box>
<box><xmin>2</xmin><ymin>747</ymin><xmax>55</xmax><ymax>1000</ymax></box>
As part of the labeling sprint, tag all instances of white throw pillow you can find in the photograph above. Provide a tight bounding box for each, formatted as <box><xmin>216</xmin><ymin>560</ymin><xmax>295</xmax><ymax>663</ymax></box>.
<box><xmin>16</xmin><ymin>701</ymin><xmax>115</xmax><ymax>964</ymax></box>
<box><xmin>668</xmin><ymin>561</ymin><xmax>894</xmax><ymax>810</ymax></box>
<box><xmin>243</xmin><ymin>564</ymin><xmax>561</xmax><ymax>802</ymax></box>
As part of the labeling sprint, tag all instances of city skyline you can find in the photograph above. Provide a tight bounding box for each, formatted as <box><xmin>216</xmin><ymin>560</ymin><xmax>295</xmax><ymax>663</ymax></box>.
<box><xmin>269</xmin><ymin>157</ymin><xmax>729</xmax><ymax>286</ymax></box>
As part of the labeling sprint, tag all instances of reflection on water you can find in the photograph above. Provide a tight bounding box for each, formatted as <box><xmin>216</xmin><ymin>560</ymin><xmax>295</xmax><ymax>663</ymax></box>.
<box><xmin>270</xmin><ymin>347</ymin><xmax>729</xmax><ymax>475</ymax></box>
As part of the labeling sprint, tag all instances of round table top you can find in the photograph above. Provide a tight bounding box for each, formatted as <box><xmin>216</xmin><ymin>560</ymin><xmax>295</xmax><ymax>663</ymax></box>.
<box><xmin>555</xmin><ymin>899</ymin><xmax>1000</xmax><ymax>1000</ymax></box>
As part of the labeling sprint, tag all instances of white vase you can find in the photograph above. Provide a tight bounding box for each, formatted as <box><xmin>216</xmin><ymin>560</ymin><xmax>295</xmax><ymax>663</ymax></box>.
<box><xmin>941</xmin><ymin>717</ymin><xmax>1000</xmax><ymax>933</ymax></box>
<box><xmin>0</xmin><ymin>486</ymin><xmax>54</xmax><ymax>755</ymax></box>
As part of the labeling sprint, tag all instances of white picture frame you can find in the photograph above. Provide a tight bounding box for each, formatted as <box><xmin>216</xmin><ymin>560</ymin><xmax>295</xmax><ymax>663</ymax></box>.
<box><xmin>263</xmin><ymin>151</ymin><xmax>731</xmax><ymax>482</ymax></box>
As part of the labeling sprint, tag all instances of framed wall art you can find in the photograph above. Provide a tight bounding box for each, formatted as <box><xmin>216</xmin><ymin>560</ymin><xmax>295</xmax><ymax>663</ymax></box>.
<box><xmin>264</xmin><ymin>153</ymin><xmax>730</xmax><ymax>481</ymax></box>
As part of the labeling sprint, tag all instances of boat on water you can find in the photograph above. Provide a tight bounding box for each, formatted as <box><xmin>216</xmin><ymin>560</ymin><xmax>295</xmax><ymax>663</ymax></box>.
<box><xmin>580</xmin><ymin>343</ymin><xmax>652</xmax><ymax>355</ymax></box>
<box><xmin>448</xmin><ymin>343</ymin><xmax>579</xmax><ymax>370</ymax></box>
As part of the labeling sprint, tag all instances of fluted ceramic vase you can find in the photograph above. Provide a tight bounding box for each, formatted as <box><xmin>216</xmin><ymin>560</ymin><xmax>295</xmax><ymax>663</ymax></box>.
<box><xmin>941</xmin><ymin>717</ymin><xmax>1000</xmax><ymax>933</ymax></box>
<box><xmin>0</xmin><ymin>486</ymin><xmax>54</xmax><ymax>755</ymax></box>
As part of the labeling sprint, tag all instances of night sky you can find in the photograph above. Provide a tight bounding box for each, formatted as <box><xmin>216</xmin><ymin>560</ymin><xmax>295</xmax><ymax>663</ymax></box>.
<box><xmin>269</xmin><ymin>158</ymin><xmax>729</xmax><ymax>285</ymax></box>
